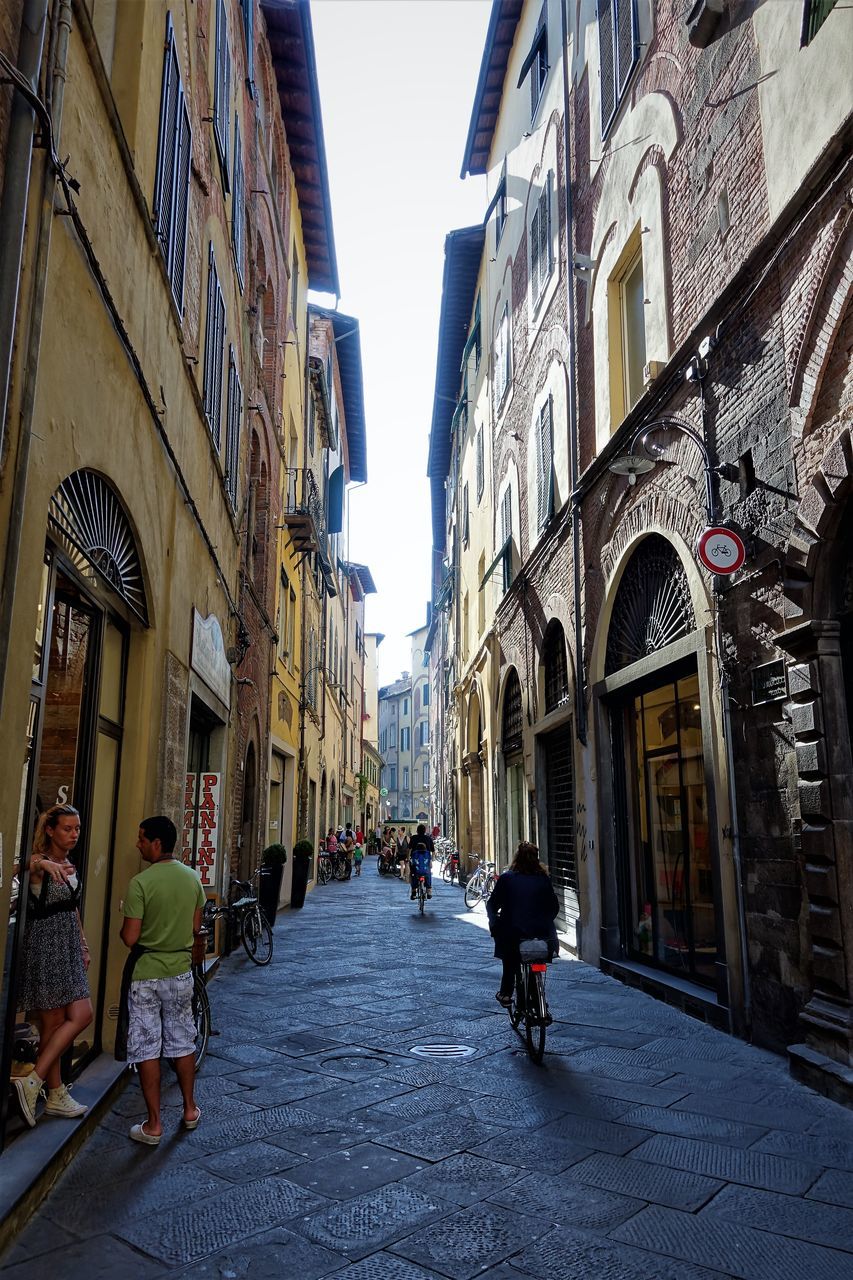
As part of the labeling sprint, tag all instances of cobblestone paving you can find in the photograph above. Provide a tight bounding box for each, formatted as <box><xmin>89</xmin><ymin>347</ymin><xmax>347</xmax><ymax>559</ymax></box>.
<box><xmin>3</xmin><ymin>866</ymin><xmax>853</xmax><ymax>1278</ymax></box>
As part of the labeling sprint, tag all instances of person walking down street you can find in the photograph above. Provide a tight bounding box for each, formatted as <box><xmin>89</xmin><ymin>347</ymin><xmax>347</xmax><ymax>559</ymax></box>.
<box><xmin>13</xmin><ymin>804</ymin><xmax>94</xmax><ymax>1127</ymax></box>
<box><xmin>486</xmin><ymin>841</ymin><xmax>559</xmax><ymax>1007</ymax></box>
<box><xmin>341</xmin><ymin>832</ymin><xmax>355</xmax><ymax>880</ymax></box>
<box><xmin>325</xmin><ymin>829</ymin><xmax>339</xmax><ymax>855</ymax></box>
<box><xmin>409</xmin><ymin>839</ymin><xmax>433</xmax><ymax>900</ymax></box>
<box><xmin>396</xmin><ymin>826</ymin><xmax>410</xmax><ymax>884</ymax></box>
<box><xmin>118</xmin><ymin>816</ymin><xmax>206</xmax><ymax>1146</ymax></box>
<box><xmin>353</xmin><ymin>842</ymin><xmax>364</xmax><ymax>876</ymax></box>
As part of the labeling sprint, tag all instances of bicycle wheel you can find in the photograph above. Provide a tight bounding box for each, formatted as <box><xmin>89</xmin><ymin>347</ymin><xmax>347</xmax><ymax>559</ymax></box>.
<box><xmin>482</xmin><ymin>873</ymin><xmax>497</xmax><ymax>903</ymax></box>
<box><xmin>242</xmin><ymin>905</ymin><xmax>274</xmax><ymax>966</ymax></box>
<box><xmin>318</xmin><ymin>859</ymin><xmax>330</xmax><ymax>885</ymax></box>
<box><xmin>334</xmin><ymin>858</ymin><xmax>348</xmax><ymax>881</ymax></box>
<box><xmin>509</xmin><ymin>968</ymin><xmax>525</xmax><ymax>1032</ymax></box>
<box><xmin>524</xmin><ymin>969</ymin><xmax>547</xmax><ymax>1063</ymax></box>
<box><xmin>191</xmin><ymin>974</ymin><xmax>211</xmax><ymax>1069</ymax></box>
<box><xmin>442</xmin><ymin>862</ymin><xmax>454</xmax><ymax>883</ymax></box>
<box><xmin>418</xmin><ymin>881</ymin><xmax>426</xmax><ymax>914</ymax></box>
<box><xmin>464</xmin><ymin>873</ymin><xmax>483</xmax><ymax>909</ymax></box>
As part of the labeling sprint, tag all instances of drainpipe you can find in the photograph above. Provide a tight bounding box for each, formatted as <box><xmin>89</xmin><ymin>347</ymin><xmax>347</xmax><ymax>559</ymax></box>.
<box><xmin>0</xmin><ymin>0</ymin><xmax>48</xmax><ymax>462</ymax></box>
<box><xmin>699</xmin><ymin>368</ymin><xmax>752</xmax><ymax>1034</ymax></box>
<box><xmin>560</xmin><ymin>0</ymin><xmax>586</xmax><ymax>746</ymax></box>
<box><xmin>0</xmin><ymin>0</ymin><xmax>72</xmax><ymax>723</ymax></box>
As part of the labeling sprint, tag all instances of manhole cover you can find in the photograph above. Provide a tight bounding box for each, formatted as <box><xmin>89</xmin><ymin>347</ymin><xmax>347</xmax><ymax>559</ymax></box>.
<box><xmin>320</xmin><ymin>1054</ymin><xmax>389</xmax><ymax>1070</ymax></box>
<box><xmin>410</xmin><ymin>1044</ymin><xmax>477</xmax><ymax>1060</ymax></box>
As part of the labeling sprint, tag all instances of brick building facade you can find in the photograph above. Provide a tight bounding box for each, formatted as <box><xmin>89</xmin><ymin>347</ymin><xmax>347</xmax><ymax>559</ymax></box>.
<box><xmin>428</xmin><ymin>0</ymin><xmax>853</xmax><ymax>1098</ymax></box>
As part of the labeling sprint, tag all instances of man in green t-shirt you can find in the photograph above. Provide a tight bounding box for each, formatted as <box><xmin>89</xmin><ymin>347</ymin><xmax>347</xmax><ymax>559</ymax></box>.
<box><xmin>120</xmin><ymin>815</ymin><xmax>206</xmax><ymax>1145</ymax></box>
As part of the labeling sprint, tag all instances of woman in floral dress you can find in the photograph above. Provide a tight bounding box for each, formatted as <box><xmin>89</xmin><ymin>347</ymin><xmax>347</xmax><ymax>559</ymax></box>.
<box><xmin>14</xmin><ymin>804</ymin><xmax>93</xmax><ymax>1127</ymax></box>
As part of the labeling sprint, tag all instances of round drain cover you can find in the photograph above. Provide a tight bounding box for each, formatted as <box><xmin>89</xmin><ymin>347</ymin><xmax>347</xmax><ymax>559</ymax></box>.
<box><xmin>410</xmin><ymin>1044</ymin><xmax>477</xmax><ymax>1060</ymax></box>
<box><xmin>321</xmin><ymin>1054</ymin><xmax>388</xmax><ymax>1070</ymax></box>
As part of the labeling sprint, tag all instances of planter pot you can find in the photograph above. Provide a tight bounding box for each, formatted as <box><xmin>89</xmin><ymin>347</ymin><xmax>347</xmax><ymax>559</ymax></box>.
<box><xmin>258</xmin><ymin>862</ymin><xmax>285</xmax><ymax>925</ymax></box>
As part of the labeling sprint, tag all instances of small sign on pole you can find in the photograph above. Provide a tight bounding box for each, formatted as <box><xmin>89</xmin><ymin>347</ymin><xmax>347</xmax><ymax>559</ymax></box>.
<box><xmin>697</xmin><ymin>526</ymin><xmax>746</xmax><ymax>575</ymax></box>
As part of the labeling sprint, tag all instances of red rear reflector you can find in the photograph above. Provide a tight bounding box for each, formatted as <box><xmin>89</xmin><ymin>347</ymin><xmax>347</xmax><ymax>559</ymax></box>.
<box><xmin>531</xmin><ymin>964</ymin><xmax>547</xmax><ymax>972</ymax></box>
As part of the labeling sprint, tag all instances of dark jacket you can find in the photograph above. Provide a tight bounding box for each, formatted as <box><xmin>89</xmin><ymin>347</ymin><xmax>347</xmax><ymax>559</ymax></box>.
<box><xmin>486</xmin><ymin>869</ymin><xmax>559</xmax><ymax>960</ymax></box>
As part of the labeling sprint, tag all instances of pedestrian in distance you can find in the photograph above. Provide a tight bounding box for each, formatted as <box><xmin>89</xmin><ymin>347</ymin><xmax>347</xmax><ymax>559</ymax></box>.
<box><xmin>409</xmin><ymin>839</ymin><xmax>433</xmax><ymax>900</ymax></box>
<box><xmin>325</xmin><ymin>828</ymin><xmax>338</xmax><ymax>854</ymax></box>
<box><xmin>13</xmin><ymin>804</ymin><xmax>94</xmax><ymax>1127</ymax></box>
<box><xmin>117</xmin><ymin>815</ymin><xmax>206</xmax><ymax>1145</ymax></box>
<box><xmin>341</xmin><ymin>831</ymin><xmax>355</xmax><ymax>880</ymax></box>
<box><xmin>486</xmin><ymin>841</ymin><xmax>559</xmax><ymax>1007</ymax></box>
<box><xmin>353</xmin><ymin>843</ymin><xmax>364</xmax><ymax>875</ymax></box>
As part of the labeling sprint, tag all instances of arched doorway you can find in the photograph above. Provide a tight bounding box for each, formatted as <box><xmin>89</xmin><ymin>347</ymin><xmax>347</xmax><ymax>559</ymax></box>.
<box><xmin>538</xmin><ymin>621</ymin><xmax>577</xmax><ymax>929</ymax></box>
<box><xmin>3</xmin><ymin>470</ymin><xmax>146</xmax><ymax>1149</ymax></box>
<box><xmin>500</xmin><ymin>668</ymin><xmax>525</xmax><ymax>869</ymax></box>
<box><xmin>463</xmin><ymin>691</ymin><xmax>485</xmax><ymax>864</ymax></box>
<box><xmin>600</xmin><ymin>535</ymin><xmax>721</xmax><ymax>989</ymax></box>
<box><xmin>240</xmin><ymin>741</ymin><xmax>258</xmax><ymax>881</ymax></box>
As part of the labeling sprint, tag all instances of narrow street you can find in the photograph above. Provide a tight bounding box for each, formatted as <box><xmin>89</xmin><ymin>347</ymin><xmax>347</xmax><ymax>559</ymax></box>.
<box><xmin>2</xmin><ymin>866</ymin><xmax>853</xmax><ymax>1279</ymax></box>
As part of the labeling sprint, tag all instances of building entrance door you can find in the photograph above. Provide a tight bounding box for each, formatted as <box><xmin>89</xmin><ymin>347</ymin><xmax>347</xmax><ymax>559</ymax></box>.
<box><xmin>542</xmin><ymin>724</ymin><xmax>577</xmax><ymax>928</ymax></box>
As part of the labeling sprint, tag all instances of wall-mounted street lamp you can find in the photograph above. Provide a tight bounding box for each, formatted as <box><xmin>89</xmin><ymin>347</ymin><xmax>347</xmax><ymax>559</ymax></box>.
<box><xmin>609</xmin><ymin>415</ymin><xmax>729</xmax><ymax>524</ymax></box>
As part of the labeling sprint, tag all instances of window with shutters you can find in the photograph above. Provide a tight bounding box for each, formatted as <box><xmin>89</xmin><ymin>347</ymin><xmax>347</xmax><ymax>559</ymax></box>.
<box><xmin>462</xmin><ymin>482</ymin><xmax>470</xmax><ymax>546</ymax></box>
<box><xmin>801</xmin><ymin>0</ymin><xmax>839</xmax><ymax>43</ymax></box>
<box><xmin>526</xmin><ymin>4</ymin><xmax>549</xmax><ymax>118</ymax></box>
<box><xmin>500</xmin><ymin>485</ymin><xmax>513</xmax><ymax>592</ymax></box>
<box><xmin>240</xmin><ymin>0</ymin><xmax>254</xmax><ymax>83</ymax></box>
<box><xmin>494</xmin><ymin>304</ymin><xmax>511</xmax><ymax>411</ymax></box>
<box><xmin>224</xmin><ymin>345</ymin><xmax>242</xmax><ymax>508</ymax></box>
<box><xmin>231</xmin><ymin>114</ymin><xmax>245</xmax><ymax>291</ymax></box>
<box><xmin>613</xmin><ymin>242</ymin><xmax>646</xmax><ymax>419</ymax></box>
<box><xmin>203</xmin><ymin>246</ymin><xmax>226</xmax><ymax>449</ymax></box>
<box><xmin>536</xmin><ymin>396</ymin><xmax>554</xmax><ymax>530</ymax></box>
<box><xmin>495</xmin><ymin>168</ymin><xmax>508</xmax><ymax>244</ymax></box>
<box><xmin>153</xmin><ymin>16</ymin><xmax>191</xmax><ymax>314</ymax></box>
<box><xmin>598</xmin><ymin>0</ymin><xmax>638</xmax><ymax>138</ymax></box>
<box><xmin>476</xmin><ymin>427</ymin><xmax>485</xmax><ymax>503</ymax></box>
<box><xmin>530</xmin><ymin>172</ymin><xmax>553</xmax><ymax>309</ymax></box>
<box><xmin>213</xmin><ymin>0</ymin><xmax>231</xmax><ymax>188</ymax></box>
<box><xmin>403</xmin><ymin>767</ymin><xmax>410</xmax><ymax>791</ymax></box>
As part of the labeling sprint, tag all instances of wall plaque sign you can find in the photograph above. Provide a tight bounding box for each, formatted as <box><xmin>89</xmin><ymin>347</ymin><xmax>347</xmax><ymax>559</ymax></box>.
<box><xmin>751</xmin><ymin>659</ymin><xmax>787</xmax><ymax>705</ymax></box>
<box><xmin>191</xmin><ymin>610</ymin><xmax>231</xmax><ymax>707</ymax></box>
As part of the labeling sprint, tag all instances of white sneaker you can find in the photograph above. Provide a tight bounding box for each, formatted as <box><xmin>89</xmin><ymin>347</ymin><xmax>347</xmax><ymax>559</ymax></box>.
<box><xmin>44</xmin><ymin>1084</ymin><xmax>88</xmax><ymax>1119</ymax></box>
<box><xmin>13</xmin><ymin>1072</ymin><xmax>43</xmax><ymax>1127</ymax></box>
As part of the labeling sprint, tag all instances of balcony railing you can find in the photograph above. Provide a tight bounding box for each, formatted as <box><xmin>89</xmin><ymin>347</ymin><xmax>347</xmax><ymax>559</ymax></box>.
<box><xmin>280</xmin><ymin>467</ymin><xmax>324</xmax><ymax>555</ymax></box>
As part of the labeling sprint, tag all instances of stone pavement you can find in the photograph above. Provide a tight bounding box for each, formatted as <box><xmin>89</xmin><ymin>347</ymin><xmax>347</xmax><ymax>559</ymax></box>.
<box><xmin>3</xmin><ymin>862</ymin><xmax>853</xmax><ymax>1280</ymax></box>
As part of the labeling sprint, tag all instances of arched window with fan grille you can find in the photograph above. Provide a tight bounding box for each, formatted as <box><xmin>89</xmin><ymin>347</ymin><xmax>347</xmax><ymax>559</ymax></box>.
<box><xmin>605</xmin><ymin>535</ymin><xmax>694</xmax><ymax>676</ymax></box>
<box><xmin>47</xmin><ymin>469</ymin><xmax>148</xmax><ymax>624</ymax></box>
<box><xmin>543</xmin><ymin>621</ymin><xmax>570</xmax><ymax>713</ymax></box>
<box><xmin>501</xmin><ymin>669</ymin><xmax>524</xmax><ymax>754</ymax></box>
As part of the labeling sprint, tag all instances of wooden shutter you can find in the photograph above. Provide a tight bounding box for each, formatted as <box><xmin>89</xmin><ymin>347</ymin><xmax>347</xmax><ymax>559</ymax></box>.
<box><xmin>530</xmin><ymin>203</ymin><xmax>541</xmax><ymax>303</ymax></box>
<box><xmin>203</xmin><ymin>246</ymin><xmax>226</xmax><ymax>449</ymax></box>
<box><xmin>598</xmin><ymin>0</ymin><xmax>616</xmax><ymax>133</ymax></box>
<box><xmin>214</xmin><ymin>0</ymin><xmax>230</xmax><ymax>185</ymax></box>
<box><xmin>537</xmin><ymin>396</ymin><xmax>554</xmax><ymax>529</ymax></box>
<box><xmin>153</xmin><ymin>19</ymin><xmax>179</xmax><ymax>255</ymax></box>
<box><xmin>240</xmin><ymin>0</ymin><xmax>254</xmax><ymax>82</ymax></box>
<box><xmin>232</xmin><ymin>114</ymin><xmax>245</xmax><ymax>290</ymax></box>
<box><xmin>539</xmin><ymin>173</ymin><xmax>552</xmax><ymax>296</ymax></box>
<box><xmin>463</xmin><ymin>482</ymin><xmax>469</xmax><ymax>544</ymax></box>
<box><xmin>171</xmin><ymin>93</ymin><xmax>191</xmax><ymax>312</ymax></box>
<box><xmin>501</xmin><ymin>486</ymin><xmax>513</xmax><ymax>591</ymax></box>
<box><xmin>225</xmin><ymin>346</ymin><xmax>242</xmax><ymax>508</ymax></box>
<box><xmin>615</xmin><ymin>0</ymin><xmax>637</xmax><ymax>98</ymax></box>
<box><xmin>476</xmin><ymin>427</ymin><xmax>484</xmax><ymax>502</ymax></box>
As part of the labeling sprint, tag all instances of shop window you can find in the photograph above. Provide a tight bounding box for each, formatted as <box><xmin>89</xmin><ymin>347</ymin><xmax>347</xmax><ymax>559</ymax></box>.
<box><xmin>616</xmin><ymin>672</ymin><xmax>715</xmax><ymax>983</ymax></box>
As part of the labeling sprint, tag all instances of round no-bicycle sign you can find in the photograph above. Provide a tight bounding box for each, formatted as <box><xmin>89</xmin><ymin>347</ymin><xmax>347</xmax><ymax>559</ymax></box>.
<box><xmin>697</xmin><ymin>526</ymin><xmax>746</xmax><ymax>575</ymax></box>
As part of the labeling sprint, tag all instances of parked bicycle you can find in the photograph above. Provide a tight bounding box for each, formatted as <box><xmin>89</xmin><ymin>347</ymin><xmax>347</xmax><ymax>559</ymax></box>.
<box><xmin>441</xmin><ymin>848</ymin><xmax>461</xmax><ymax>884</ymax></box>
<box><xmin>507</xmin><ymin>938</ymin><xmax>553</xmax><ymax>1063</ymax></box>
<box><xmin>318</xmin><ymin>849</ymin><xmax>349</xmax><ymax>883</ymax></box>
<box><xmin>464</xmin><ymin>858</ymin><xmax>497</xmax><ymax>909</ymax></box>
<box><xmin>202</xmin><ymin>871</ymin><xmax>273</xmax><ymax>966</ymax></box>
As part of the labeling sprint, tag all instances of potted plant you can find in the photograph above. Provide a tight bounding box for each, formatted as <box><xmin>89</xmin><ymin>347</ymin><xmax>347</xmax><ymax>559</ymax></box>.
<box><xmin>258</xmin><ymin>842</ymin><xmax>287</xmax><ymax>925</ymax></box>
<box><xmin>290</xmin><ymin>839</ymin><xmax>314</xmax><ymax>910</ymax></box>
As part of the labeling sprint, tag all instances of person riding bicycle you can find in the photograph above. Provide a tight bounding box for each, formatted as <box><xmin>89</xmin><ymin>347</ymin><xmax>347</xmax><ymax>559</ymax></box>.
<box><xmin>409</xmin><ymin>839</ymin><xmax>433</xmax><ymax>900</ymax></box>
<box><xmin>486</xmin><ymin>841</ymin><xmax>559</xmax><ymax>1007</ymax></box>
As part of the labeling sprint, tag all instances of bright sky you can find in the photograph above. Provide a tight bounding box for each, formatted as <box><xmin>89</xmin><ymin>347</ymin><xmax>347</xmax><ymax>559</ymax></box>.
<box><xmin>311</xmin><ymin>0</ymin><xmax>490</xmax><ymax>685</ymax></box>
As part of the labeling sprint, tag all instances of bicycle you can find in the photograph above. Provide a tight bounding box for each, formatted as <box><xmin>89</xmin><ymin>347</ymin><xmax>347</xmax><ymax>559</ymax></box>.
<box><xmin>203</xmin><ymin>872</ymin><xmax>273</xmax><ymax>966</ymax></box>
<box><xmin>464</xmin><ymin>859</ymin><xmax>497</xmax><ymax>909</ymax></box>
<box><xmin>317</xmin><ymin>851</ymin><xmax>333</xmax><ymax>884</ymax></box>
<box><xmin>414</xmin><ymin>872</ymin><xmax>428</xmax><ymax>915</ymax></box>
<box><xmin>508</xmin><ymin>938</ymin><xmax>553</xmax><ymax>1063</ymax></box>
<box><xmin>441</xmin><ymin>849</ymin><xmax>461</xmax><ymax>884</ymax></box>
